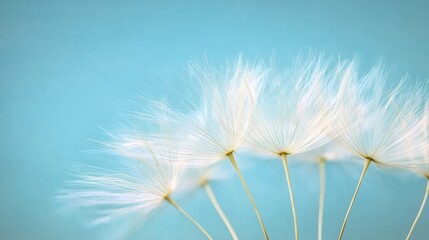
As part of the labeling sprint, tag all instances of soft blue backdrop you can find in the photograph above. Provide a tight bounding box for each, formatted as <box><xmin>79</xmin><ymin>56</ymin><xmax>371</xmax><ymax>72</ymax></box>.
<box><xmin>1</xmin><ymin>0</ymin><xmax>428</xmax><ymax>239</ymax></box>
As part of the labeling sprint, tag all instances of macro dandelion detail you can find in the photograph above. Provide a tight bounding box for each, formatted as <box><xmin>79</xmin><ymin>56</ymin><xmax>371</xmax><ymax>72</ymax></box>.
<box><xmin>405</xmin><ymin>101</ymin><xmax>429</xmax><ymax>240</ymax></box>
<box><xmin>330</xmin><ymin>61</ymin><xmax>427</xmax><ymax>240</ymax></box>
<box><xmin>246</xmin><ymin>57</ymin><xmax>335</xmax><ymax>240</ymax></box>
<box><xmin>59</xmin><ymin>55</ymin><xmax>429</xmax><ymax>240</ymax></box>
<box><xmin>178</xmin><ymin>57</ymin><xmax>266</xmax><ymax>166</ymax></box>
<box><xmin>164</xmin><ymin>57</ymin><xmax>270</xmax><ymax>239</ymax></box>
<box><xmin>59</xmin><ymin>137</ymin><xmax>213</xmax><ymax>239</ymax></box>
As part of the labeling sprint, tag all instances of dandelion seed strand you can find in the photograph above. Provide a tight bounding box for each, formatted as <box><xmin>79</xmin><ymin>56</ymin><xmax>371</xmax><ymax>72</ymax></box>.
<box><xmin>318</xmin><ymin>158</ymin><xmax>326</xmax><ymax>240</ymax></box>
<box><xmin>405</xmin><ymin>180</ymin><xmax>429</xmax><ymax>240</ymax></box>
<box><xmin>165</xmin><ymin>196</ymin><xmax>213</xmax><ymax>240</ymax></box>
<box><xmin>280</xmin><ymin>153</ymin><xmax>299</xmax><ymax>240</ymax></box>
<box><xmin>338</xmin><ymin>158</ymin><xmax>371</xmax><ymax>240</ymax></box>
<box><xmin>203</xmin><ymin>181</ymin><xmax>239</xmax><ymax>240</ymax></box>
<box><xmin>227</xmin><ymin>152</ymin><xmax>269</xmax><ymax>240</ymax></box>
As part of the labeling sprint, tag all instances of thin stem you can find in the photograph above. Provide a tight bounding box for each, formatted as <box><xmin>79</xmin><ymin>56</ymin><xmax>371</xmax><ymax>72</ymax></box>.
<box><xmin>227</xmin><ymin>152</ymin><xmax>269</xmax><ymax>240</ymax></box>
<box><xmin>165</xmin><ymin>196</ymin><xmax>213</xmax><ymax>240</ymax></box>
<box><xmin>318</xmin><ymin>158</ymin><xmax>326</xmax><ymax>240</ymax></box>
<box><xmin>280</xmin><ymin>153</ymin><xmax>299</xmax><ymax>240</ymax></box>
<box><xmin>337</xmin><ymin>158</ymin><xmax>371</xmax><ymax>240</ymax></box>
<box><xmin>405</xmin><ymin>180</ymin><xmax>429</xmax><ymax>240</ymax></box>
<box><xmin>203</xmin><ymin>181</ymin><xmax>239</xmax><ymax>240</ymax></box>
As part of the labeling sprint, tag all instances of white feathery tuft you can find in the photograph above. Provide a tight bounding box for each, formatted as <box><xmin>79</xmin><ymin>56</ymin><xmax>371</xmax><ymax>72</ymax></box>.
<box><xmin>409</xmin><ymin>100</ymin><xmax>429</xmax><ymax>177</ymax></box>
<box><xmin>144</xmin><ymin>56</ymin><xmax>268</xmax><ymax>166</ymax></box>
<box><xmin>246</xmin><ymin>56</ymin><xmax>335</xmax><ymax>157</ymax></box>
<box><xmin>330</xmin><ymin>61</ymin><xmax>426</xmax><ymax>167</ymax></box>
<box><xmin>59</xmin><ymin>137</ymin><xmax>183</xmax><ymax>225</ymax></box>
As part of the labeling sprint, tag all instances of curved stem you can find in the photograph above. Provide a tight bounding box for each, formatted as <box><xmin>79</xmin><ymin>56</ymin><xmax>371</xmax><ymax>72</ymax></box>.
<box><xmin>203</xmin><ymin>181</ymin><xmax>239</xmax><ymax>240</ymax></box>
<box><xmin>227</xmin><ymin>152</ymin><xmax>269</xmax><ymax>240</ymax></box>
<box><xmin>318</xmin><ymin>158</ymin><xmax>326</xmax><ymax>240</ymax></box>
<box><xmin>280</xmin><ymin>153</ymin><xmax>299</xmax><ymax>240</ymax></box>
<box><xmin>338</xmin><ymin>158</ymin><xmax>371</xmax><ymax>240</ymax></box>
<box><xmin>406</xmin><ymin>180</ymin><xmax>429</xmax><ymax>240</ymax></box>
<box><xmin>165</xmin><ymin>196</ymin><xmax>213</xmax><ymax>240</ymax></box>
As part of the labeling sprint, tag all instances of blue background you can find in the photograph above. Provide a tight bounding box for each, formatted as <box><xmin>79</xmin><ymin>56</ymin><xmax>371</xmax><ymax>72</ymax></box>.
<box><xmin>1</xmin><ymin>0</ymin><xmax>429</xmax><ymax>239</ymax></box>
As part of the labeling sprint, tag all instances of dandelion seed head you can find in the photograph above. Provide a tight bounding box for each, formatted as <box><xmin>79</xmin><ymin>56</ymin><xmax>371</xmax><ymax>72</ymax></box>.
<box><xmin>143</xmin><ymin>56</ymin><xmax>268</xmax><ymax>166</ymax></box>
<box><xmin>246</xmin><ymin>56</ymin><xmax>334</xmax><ymax>157</ymax></box>
<box><xmin>59</xmin><ymin>137</ymin><xmax>183</xmax><ymax>225</ymax></box>
<box><xmin>331</xmin><ymin>61</ymin><xmax>427</xmax><ymax>168</ymax></box>
<box><xmin>407</xmin><ymin>100</ymin><xmax>429</xmax><ymax>177</ymax></box>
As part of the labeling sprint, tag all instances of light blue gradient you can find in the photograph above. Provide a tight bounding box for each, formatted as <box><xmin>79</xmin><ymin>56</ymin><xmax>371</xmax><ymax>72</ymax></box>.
<box><xmin>1</xmin><ymin>0</ymin><xmax>429</xmax><ymax>239</ymax></box>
